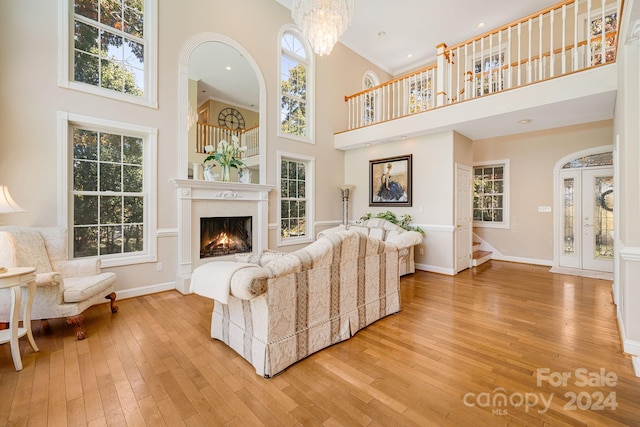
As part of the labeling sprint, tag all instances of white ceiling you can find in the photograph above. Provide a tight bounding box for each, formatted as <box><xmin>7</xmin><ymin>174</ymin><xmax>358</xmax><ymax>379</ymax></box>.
<box><xmin>276</xmin><ymin>0</ymin><xmax>561</xmax><ymax>75</ymax></box>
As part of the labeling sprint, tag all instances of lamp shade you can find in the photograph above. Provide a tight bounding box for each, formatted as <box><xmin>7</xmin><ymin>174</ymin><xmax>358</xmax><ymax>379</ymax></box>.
<box><xmin>0</xmin><ymin>186</ymin><xmax>26</xmax><ymax>214</ymax></box>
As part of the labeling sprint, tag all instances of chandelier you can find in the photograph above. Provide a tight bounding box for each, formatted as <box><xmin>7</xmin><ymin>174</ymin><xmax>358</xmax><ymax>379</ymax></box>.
<box><xmin>292</xmin><ymin>0</ymin><xmax>355</xmax><ymax>56</ymax></box>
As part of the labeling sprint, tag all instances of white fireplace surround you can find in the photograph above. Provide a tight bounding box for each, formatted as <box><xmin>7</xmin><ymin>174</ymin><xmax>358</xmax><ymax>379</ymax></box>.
<box><xmin>172</xmin><ymin>179</ymin><xmax>275</xmax><ymax>294</ymax></box>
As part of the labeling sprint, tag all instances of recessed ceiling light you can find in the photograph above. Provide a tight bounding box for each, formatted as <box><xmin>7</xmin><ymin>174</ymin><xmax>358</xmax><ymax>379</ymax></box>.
<box><xmin>225</xmin><ymin>66</ymin><xmax>231</xmax><ymax>71</ymax></box>
<box><xmin>406</xmin><ymin>53</ymin><xmax>413</xmax><ymax>59</ymax></box>
<box><xmin>518</xmin><ymin>119</ymin><xmax>531</xmax><ymax>124</ymax></box>
<box><xmin>477</xmin><ymin>22</ymin><xmax>486</xmax><ymax>29</ymax></box>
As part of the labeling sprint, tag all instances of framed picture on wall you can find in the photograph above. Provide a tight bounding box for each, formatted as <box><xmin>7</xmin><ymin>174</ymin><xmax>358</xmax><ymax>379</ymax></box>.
<box><xmin>369</xmin><ymin>154</ymin><xmax>412</xmax><ymax>207</ymax></box>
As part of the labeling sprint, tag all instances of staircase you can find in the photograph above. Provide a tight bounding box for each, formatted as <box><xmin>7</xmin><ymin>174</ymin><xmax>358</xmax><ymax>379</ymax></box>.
<box><xmin>472</xmin><ymin>241</ymin><xmax>492</xmax><ymax>267</ymax></box>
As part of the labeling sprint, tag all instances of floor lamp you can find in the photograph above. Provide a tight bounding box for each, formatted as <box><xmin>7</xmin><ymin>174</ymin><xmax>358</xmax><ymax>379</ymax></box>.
<box><xmin>339</xmin><ymin>185</ymin><xmax>354</xmax><ymax>225</ymax></box>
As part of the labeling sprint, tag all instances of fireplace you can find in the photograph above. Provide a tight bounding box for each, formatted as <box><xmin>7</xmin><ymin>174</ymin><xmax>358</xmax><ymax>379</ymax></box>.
<box><xmin>200</xmin><ymin>216</ymin><xmax>252</xmax><ymax>258</ymax></box>
<box><xmin>172</xmin><ymin>179</ymin><xmax>275</xmax><ymax>294</ymax></box>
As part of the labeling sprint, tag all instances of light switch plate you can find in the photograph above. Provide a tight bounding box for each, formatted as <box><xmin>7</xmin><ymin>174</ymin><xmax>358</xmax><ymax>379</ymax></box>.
<box><xmin>538</xmin><ymin>206</ymin><xmax>552</xmax><ymax>213</ymax></box>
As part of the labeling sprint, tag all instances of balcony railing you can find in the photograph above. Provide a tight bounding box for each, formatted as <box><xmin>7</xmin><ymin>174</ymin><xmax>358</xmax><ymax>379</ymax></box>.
<box><xmin>344</xmin><ymin>0</ymin><xmax>620</xmax><ymax>131</ymax></box>
<box><xmin>195</xmin><ymin>123</ymin><xmax>260</xmax><ymax>158</ymax></box>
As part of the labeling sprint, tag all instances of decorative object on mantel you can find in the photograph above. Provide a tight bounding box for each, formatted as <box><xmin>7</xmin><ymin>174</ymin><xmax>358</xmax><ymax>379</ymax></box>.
<box><xmin>339</xmin><ymin>184</ymin><xmax>354</xmax><ymax>225</ymax></box>
<box><xmin>291</xmin><ymin>0</ymin><xmax>355</xmax><ymax>56</ymax></box>
<box><xmin>238</xmin><ymin>167</ymin><xmax>252</xmax><ymax>184</ymax></box>
<box><xmin>203</xmin><ymin>164</ymin><xmax>219</xmax><ymax>181</ymax></box>
<box><xmin>203</xmin><ymin>136</ymin><xmax>247</xmax><ymax>182</ymax></box>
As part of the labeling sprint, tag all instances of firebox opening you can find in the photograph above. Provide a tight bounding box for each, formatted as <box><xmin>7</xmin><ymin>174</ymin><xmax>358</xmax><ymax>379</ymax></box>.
<box><xmin>200</xmin><ymin>216</ymin><xmax>252</xmax><ymax>258</ymax></box>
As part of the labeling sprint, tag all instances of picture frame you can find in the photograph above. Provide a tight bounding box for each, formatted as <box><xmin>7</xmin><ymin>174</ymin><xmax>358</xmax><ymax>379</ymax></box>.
<box><xmin>369</xmin><ymin>154</ymin><xmax>412</xmax><ymax>207</ymax></box>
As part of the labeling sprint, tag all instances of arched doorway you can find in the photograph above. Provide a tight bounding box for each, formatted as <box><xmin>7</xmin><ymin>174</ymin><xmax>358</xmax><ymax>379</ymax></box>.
<box><xmin>552</xmin><ymin>146</ymin><xmax>614</xmax><ymax>279</ymax></box>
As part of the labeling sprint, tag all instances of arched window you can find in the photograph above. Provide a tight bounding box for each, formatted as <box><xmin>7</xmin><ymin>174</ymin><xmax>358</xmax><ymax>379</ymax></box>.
<box><xmin>363</xmin><ymin>71</ymin><xmax>379</xmax><ymax>125</ymax></box>
<box><xmin>279</xmin><ymin>28</ymin><xmax>314</xmax><ymax>142</ymax></box>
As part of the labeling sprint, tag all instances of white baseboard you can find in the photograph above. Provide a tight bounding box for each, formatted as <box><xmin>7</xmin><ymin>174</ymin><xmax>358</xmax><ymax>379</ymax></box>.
<box><xmin>116</xmin><ymin>281</ymin><xmax>176</xmax><ymax>300</ymax></box>
<box><xmin>415</xmin><ymin>263</ymin><xmax>455</xmax><ymax>276</ymax></box>
<box><xmin>617</xmin><ymin>307</ymin><xmax>640</xmax><ymax>377</ymax></box>
<box><xmin>492</xmin><ymin>254</ymin><xmax>553</xmax><ymax>267</ymax></box>
<box><xmin>633</xmin><ymin>357</ymin><xmax>640</xmax><ymax>377</ymax></box>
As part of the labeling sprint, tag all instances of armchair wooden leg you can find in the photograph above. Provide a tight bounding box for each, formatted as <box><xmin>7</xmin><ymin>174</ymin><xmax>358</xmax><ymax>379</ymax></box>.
<box><xmin>105</xmin><ymin>292</ymin><xmax>118</xmax><ymax>313</ymax></box>
<box><xmin>66</xmin><ymin>315</ymin><xmax>86</xmax><ymax>340</ymax></box>
<box><xmin>41</xmin><ymin>319</ymin><xmax>51</xmax><ymax>334</ymax></box>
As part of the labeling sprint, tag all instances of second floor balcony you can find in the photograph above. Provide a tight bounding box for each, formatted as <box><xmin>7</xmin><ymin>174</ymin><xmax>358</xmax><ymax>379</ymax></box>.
<box><xmin>336</xmin><ymin>0</ymin><xmax>620</xmax><ymax>149</ymax></box>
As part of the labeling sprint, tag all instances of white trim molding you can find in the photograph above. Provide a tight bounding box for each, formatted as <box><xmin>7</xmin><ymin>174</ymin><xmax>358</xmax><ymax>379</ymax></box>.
<box><xmin>116</xmin><ymin>281</ymin><xmax>176</xmax><ymax>300</ymax></box>
<box><xmin>415</xmin><ymin>263</ymin><xmax>455</xmax><ymax>276</ymax></box>
<box><xmin>620</xmin><ymin>246</ymin><xmax>640</xmax><ymax>262</ymax></box>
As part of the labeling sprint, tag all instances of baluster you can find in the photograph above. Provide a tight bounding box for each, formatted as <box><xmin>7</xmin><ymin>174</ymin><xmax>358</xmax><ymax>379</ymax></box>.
<box><xmin>517</xmin><ymin>22</ymin><xmax>522</xmax><ymax>86</ymax></box>
<box><xmin>600</xmin><ymin>0</ymin><xmax>606</xmax><ymax>64</ymax></box>
<box><xmin>561</xmin><ymin>5</ymin><xmax>566</xmax><ymax>75</ymax></box>
<box><xmin>472</xmin><ymin>40</ymin><xmax>477</xmax><ymax>97</ymax></box>
<box><xmin>507</xmin><ymin>25</ymin><xmax>512</xmax><ymax>90</ymax></box>
<box><xmin>498</xmin><ymin>30</ymin><xmax>502</xmax><ymax>93</ymax></box>
<box><xmin>550</xmin><ymin>9</ymin><xmax>555</xmax><ymax>78</ymax></box>
<box><xmin>587</xmin><ymin>0</ymin><xmax>592</xmax><ymax>66</ymax></box>
<box><xmin>538</xmin><ymin>14</ymin><xmax>543</xmax><ymax>80</ymax></box>
<box><xmin>527</xmin><ymin>18</ymin><xmax>533</xmax><ymax>83</ymax></box>
<box><xmin>574</xmin><ymin>0</ymin><xmax>579</xmax><ymax>71</ymax></box>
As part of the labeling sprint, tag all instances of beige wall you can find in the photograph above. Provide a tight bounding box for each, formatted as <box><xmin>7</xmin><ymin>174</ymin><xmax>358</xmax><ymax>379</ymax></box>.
<box><xmin>0</xmin><ymin>0</ymin><xmax>389</xmax><ymax>293</ymax></box>
<box><xmin>344</xmin><ymin>131</ymin><xmax>473</xmax><ymax>273</ymax></box>
<box><xmin>473</xmin><ymin>120</ymin><xmax>613</xmax><ymax>261</ymax></box>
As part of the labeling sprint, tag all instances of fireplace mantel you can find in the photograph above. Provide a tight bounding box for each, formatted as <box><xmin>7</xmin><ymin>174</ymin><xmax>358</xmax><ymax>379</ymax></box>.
<box><xmin>172</xmin><ymin>179</ymin><xmax>275</xmax><ymax>294</ymax></box>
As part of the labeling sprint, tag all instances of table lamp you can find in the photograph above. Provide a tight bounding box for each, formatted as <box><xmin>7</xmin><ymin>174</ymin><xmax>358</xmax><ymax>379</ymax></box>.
<box><xmin>0</xmin><ymin>185</ymin><xmax>26</xmax><ymax>273</ymax></box>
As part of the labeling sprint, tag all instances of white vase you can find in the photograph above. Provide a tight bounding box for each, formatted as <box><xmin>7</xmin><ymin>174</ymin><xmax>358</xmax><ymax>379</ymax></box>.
<box><xmin>192</xmin><ymin>162</ymin><xmax>202</xmax><ymax>180</ymax></box>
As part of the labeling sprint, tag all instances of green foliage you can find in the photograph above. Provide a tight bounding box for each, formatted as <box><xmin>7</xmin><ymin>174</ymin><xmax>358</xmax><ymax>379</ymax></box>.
<box><xmin>280</xmin><ymin>63</ymin><xmax>307</xmax><ymax>137</ymax></box>
<box><xmin>359</xmin><ymin>211</ymin><xmax>425</xmax><ymax>235</ymax></box>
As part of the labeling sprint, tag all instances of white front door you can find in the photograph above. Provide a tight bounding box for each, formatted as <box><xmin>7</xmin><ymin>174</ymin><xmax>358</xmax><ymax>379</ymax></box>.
<box><xmin>455</xmin><ymin>164</ymin><xmax>472</xmax><ymax>273</ymax></box>
<box><xmin>559</xmin><ymin>167</ymin><xmax>613</xmax><ymax>273</ymax></box>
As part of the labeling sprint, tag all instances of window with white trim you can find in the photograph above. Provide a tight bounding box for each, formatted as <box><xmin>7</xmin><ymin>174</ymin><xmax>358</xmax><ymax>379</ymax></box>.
<box><xmin>279</xmin><ymin>29</ymin><xmax>313</xmax><ymax>142</ymax></box>
<box><xmin>278</xmin><ymin>152</ymin><xmax>314</xmax><ymax>245</ymax></box>
<box><xmin>60</xmin><ymin>112</ymin><xmax>157</xmax><ymax>266</ymax></box>
<box><xmin>60</xmin><ymin>0</ymin><xmax>158</xmax><ymax>107</ymax></box>
<box><xmin>473</xmin><ymin>160</ymin><xmax>509</xmax><ymax>228</ymax></box>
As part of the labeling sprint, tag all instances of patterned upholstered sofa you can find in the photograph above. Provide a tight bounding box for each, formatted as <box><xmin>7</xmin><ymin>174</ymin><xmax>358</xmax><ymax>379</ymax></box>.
<box><xmin>318</xmin><ymin>218</ymin><xmax>423</xmax><ymax>276</ymax></box>
<box><xmin>190</xmin><ymin>230</ymin><xmax>401</xmax><ymax>377</ymax></box>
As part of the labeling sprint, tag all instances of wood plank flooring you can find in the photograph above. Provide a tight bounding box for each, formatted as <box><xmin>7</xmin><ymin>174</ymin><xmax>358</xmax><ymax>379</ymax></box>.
<box><xmin>1</xmin><ymin>261</ymin><xmax>639</xmax><ymax>426</ymax></box>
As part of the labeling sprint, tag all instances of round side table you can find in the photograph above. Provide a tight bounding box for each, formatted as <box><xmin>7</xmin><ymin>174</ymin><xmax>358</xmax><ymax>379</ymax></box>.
<box><xmin>0</xmin><ymin>267</ymin><xmax>39</xmax><ymax>371</ymax></box>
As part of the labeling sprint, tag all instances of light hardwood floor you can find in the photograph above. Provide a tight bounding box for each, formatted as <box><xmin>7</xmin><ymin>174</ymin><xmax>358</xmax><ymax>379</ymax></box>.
<box><xmin>1</xmin><ymin>261</ymin><xmax>639</xmax><ymax>426</ymax></box>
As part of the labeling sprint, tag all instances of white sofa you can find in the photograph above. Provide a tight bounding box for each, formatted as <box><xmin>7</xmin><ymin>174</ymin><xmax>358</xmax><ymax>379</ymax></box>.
<box><xmin>318</xmin><ymin>218</ymin><xmax>423</xmax><ymax>276</ymax></box>
<box><xmin>190</xmin><ymin>230</ymin><xmax>401</xmax><ymax>377</ymax></box>
<box><xmin>0</xmin><ymin>226</ymin><xmax>118</xmax><ymax>339</ymax></box>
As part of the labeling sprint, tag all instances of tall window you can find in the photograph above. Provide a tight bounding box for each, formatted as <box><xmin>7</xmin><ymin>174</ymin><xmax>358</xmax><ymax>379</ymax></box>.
<box><xmin>279</xmin><ymin>29</ymin><xmax>313</xmax><ymax>141</ymax></box>
<box><xmin>473</xmin><ymin>160</ymin><xmax>509</xmax><ymax>228</ymax></box>
<box><xmin>278</xmin><ymin>152</ymin><xmax>314</xmax><ymax>245</ymax></box>
<box><xmin>59</xmin><ymin>112</ymin><xmax>157</xmax><ymax>266</ymax></box>
<box><xmin>59</xmin><ymin>0</ymin><xmax>158</xmax><ymax>107</ymax></box>
<box><xmin>363</xmin><ymin>71</ymin><xmax>379</xmax><ymax>125</ymax></box>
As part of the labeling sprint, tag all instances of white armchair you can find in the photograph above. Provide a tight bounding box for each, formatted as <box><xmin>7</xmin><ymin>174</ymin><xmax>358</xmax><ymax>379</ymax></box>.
<box><xmin>0</xmin><ymin>226</ymin><xmax>118</xmax><ymax>340</ymax></box>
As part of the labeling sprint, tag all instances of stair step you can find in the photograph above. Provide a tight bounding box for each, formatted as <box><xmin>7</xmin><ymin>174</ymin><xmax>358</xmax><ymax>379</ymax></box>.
<box><xmin>472</xmin><ymin>250</ymin><xmax>492</xmax><ymax>259</ymax></box>
<box><xmin>472</xmin><ymin>250</ymin><xmax>492</xmax><ymax>267</ymax></box>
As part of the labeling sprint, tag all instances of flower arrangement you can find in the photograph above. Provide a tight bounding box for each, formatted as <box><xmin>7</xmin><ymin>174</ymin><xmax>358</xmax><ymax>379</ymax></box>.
<box><xmin>203</xmin><ymin>135</ymin><xmax>247</xmax><ymax>182</ymax></box>
<box><xmin>359</xmin><ymin>211</ymin><xmax>425</xmax><ymax>235</ymax></box>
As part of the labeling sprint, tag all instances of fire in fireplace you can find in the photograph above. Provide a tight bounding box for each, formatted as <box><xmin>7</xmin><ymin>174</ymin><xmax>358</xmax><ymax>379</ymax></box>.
<box><xmin>200</xmin><ymin>216</ymin><xmax>252</xmax><ymax>258</ymax></box>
